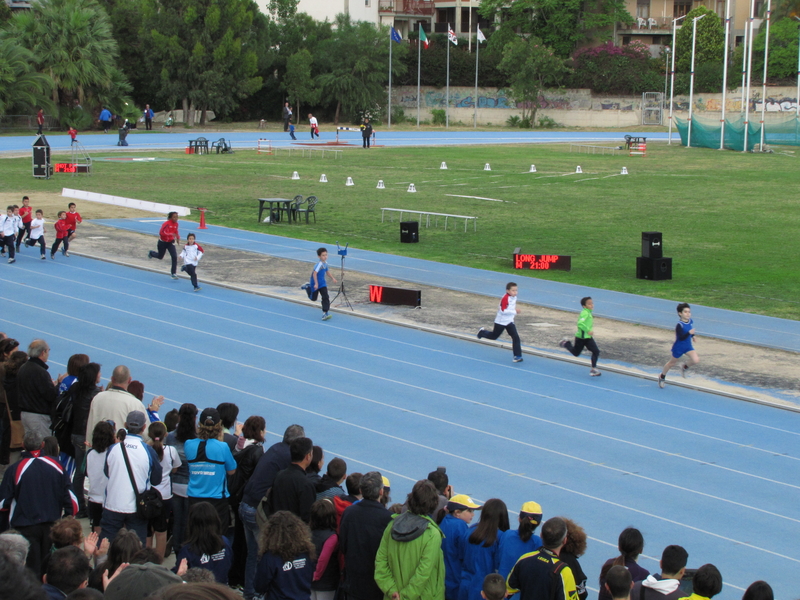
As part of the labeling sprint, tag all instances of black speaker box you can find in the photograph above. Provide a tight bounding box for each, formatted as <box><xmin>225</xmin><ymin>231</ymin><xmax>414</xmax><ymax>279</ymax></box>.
<box><xmin>641</xmin><ymin>231</ymin><xmax>663</xmax><ymax>259</ymax></box>
<box><xmin>636</xmin><ymin>256</ymin><xmax>672</xmax><ymax>280</ymax></box>
<box><xmin>400</xmin><ymin>221</ymin><xmax>419</xmax><ymax>243</ymax></box>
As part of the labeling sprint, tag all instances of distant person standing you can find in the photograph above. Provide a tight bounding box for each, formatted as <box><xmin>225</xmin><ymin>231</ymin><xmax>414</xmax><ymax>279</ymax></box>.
<box><xmin>99</xmin><ymin>106</ymin><xmax>113</xmax><ymax>133</ymax></box>
<box><xmin>559</xmin><ymin>297</ymin><xmax>602</xmax><ymax>377</ymax></box>
<box><xmin>308</xmin><ymin>113</ymin><xmax>320</xmax><ymax>139</ymax></box>
<box><xmin>361</xmin><ymin>118</ymin><xmax>373</xmax><ymax>149</ymax></box>
<box><xmin>148</xmin><ymin>211</ymin><xmax>181</xmax><ymax>279</ymax></box>
<box><xmin>36</xmin><ymin>108</ymin><xmax>44</xmax><ymax>135</ymax></box>
<box><xmin>144</xmin><ymin>104</ymin><xmax>154</xmax><ymax>130</ymax></box>
<box><xmin>283</xmin><ymin>102</ymin><xmax>293</xmax><ymax>131</ymax></box>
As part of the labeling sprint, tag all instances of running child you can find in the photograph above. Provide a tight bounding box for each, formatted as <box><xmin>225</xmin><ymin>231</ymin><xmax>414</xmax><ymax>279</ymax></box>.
<box><xmin>148</xmin><ymin>211</ymin><xmax>180</xmax><ymax>279</ymax></box>
<box><xmin>179</xmin><ymin>233</ymin><xmax>204</xmax><ymax>292</ymax></box>
<box><xmin>25</xmin><ymin>209</ymin><xmax>47</xmax><ymax>259</ymax></box>
<box><xmin>0</xmin><ymin>206</ymin><xmax>18</xmax><ymax>263</ymax></box>
<box><xmin>477</xmin><ymin>282</ymin><xmax>524</xmax><ymax>363</ymax></box>
<box><xmin>658</xmin><ymin>302</ymin><xmax>699</xmax><ymax>388</ymax></box>
<box><xmin>16</xmin><ymin>196</ymin><xmax>32</xmax><ymax>251</ymax></box>
<box><xmin>51</xmin><ymin>211</ymin><xmax>70</xmax><ymax>259</ymax></box>
<box><xmin>301</xmin><ymin>247</ymin><xmax>337</xmax><ymax>320</ymax></box>
<box><xmin>65</xmin><ymin>202</ymin><xmax>82</xmax><ymax>246</ymax></box>
<box><xmin>559</xmin><ymin>296</ymin><xmax>602</xmax><ymax>377</ymax></box>
<box><xmin>288</xmin><ymin>120</ymin><xmax>296</xmax><ymax>141</ymax></box>
<box><xmin>68</xmin><ymin>126</ymin><xmax>78</xmax><ymax>144</ymax></box>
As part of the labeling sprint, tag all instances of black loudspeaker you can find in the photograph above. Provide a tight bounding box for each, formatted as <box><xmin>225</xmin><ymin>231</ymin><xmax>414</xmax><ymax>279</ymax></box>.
<box><xmin>641</xmin><ymin>231</ymin><xmax>663</xmax><ymax>259</ymax></box>
<box><xmin>400</xmin><ymin>221</ymin><xmax>419</xmax><ymax>243</ymax></box>
<box><xmin>636</xmin><ymin>257</ymin><xmax>672</xmax><ymax>280</ymax></box>
<box><xmin>642</xmin><ymin>231</ymin><xmax>664</xmax><ymax>258</ymax></box>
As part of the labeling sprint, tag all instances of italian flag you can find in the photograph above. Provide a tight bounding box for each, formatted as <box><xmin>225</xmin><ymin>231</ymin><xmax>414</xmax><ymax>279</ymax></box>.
<box><xmin>419</xmin><ymin>27</ymin><xmax>429</xmax><ymax>49</ymax></box>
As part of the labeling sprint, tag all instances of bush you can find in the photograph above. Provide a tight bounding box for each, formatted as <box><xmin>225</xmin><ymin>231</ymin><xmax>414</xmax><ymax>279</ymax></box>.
<box><xmin>391</xmin><ymin>107</ymin><xmax>406</xmax><ymax>124</ymax></box>
<box><xmin>571</xmin><ymin>41</ymin><xmax>663</xmax><ymax>95</ymax></box>
<box><xmin>431</xmin><ymin>109</ymin><xmax>446</xmax><ymax>126</ymax></box>
<box><xmin>537</xmin><ymin>115</ymin><xmax>561</xmax><ymax>128</ymax></box>
<box><xmin>519</xmin><ymin>117</ymin><xmax>532</xmax><ymax>128</ymax></box>
<box><xmin>506</xmin><ymin>115</ymin><xmax>521</xmax><ymax>128</ymax></box>
<box><xmin>58</xmin><ymin>106</ymin><xmax>93</xmax><ymax>131</ymax></box>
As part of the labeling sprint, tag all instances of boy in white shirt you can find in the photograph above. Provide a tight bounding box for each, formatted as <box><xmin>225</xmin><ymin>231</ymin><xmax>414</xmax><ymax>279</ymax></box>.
<box><xmin>0</xmin><ymin>206</ymin><xmax>19</xmax><ymax>263</ymax></box>
<box><xmin>179</xmin><ymin>233</ymin><xmax>204</xmax><ymax>291</ymax></box>
<box><xmin>477</xmin><ymin>282</ymin><xmax>523</xmax><ymax>363</ymax></box>
<box><xmin>25</xmin><ymin>209</ymin><xmax>47</xmax><ymax>259</ymax></box>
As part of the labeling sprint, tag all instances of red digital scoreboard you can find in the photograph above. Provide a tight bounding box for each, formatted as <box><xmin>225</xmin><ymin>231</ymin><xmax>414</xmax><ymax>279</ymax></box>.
<box><xmin>513</xmin><ymin>253</ymin><xmax>571</xmax><ymax>271</ymax></box>
<box><xmin>369</xmin><ymin>285</ymin><xmax>421</xmax><ymax>307</ymax></box>
<box><xmin>54</xmin><ymin>163</ymin><xmax>90</xmax><ymax>174</ymax></box>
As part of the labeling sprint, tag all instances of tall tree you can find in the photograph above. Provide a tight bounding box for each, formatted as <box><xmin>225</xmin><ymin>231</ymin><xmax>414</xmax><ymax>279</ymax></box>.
<box><xmin>479</xmin><ymin>0</ymin><xmax>633</xmax><ymax>58</ymax></box>
<box><xmin>498</xmin><ymin>36</ymin><xmax>569</xmax><ymax>125</ymax></box>
<box><xmin>0</xmin><ymin>37</ymin><xmax>54</xmax><ymax>115</ymax></box>
<box><xmin>141</xmin><ymin>0</ymin><xmax>264</xmax><ymax>122</ymax></box>
<box><xmin>6</xmin><ymin>0</ymin><xmax>129</xmax><ymax>108</ymax></box>
<box><xmin>282</xmin><ymin>49</ymin><xmax>320</xmax><ymax>120</ymax></box>
<box><xmin>674</xmin><ymin>6</ymin><xmax>724</xmax><ymax>73</ymax></box>
<box><xmin>315</xmin><ymin>13</ymin><xmax>407</xmax><ymax>124</ymax></box>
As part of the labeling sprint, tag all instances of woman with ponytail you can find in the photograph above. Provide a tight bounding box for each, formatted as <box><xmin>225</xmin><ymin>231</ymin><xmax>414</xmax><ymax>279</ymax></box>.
<box><xmin>146</xmin><ymin>421</ymin><xmax>181</xmax><ymax>560</ymax></box>
<box><xmin>598</xmin><ymin>527</ymin><xmax>649</xmax><ymax>600</ymax></box>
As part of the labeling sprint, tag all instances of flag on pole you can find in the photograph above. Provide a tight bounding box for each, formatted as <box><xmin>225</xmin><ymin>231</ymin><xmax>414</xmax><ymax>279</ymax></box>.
<box><xmin>391</xmin><ymin>27</ymin><xmax>402</xmax><ymax>43</ymax></box>
<box><xmin>448</xmin><ymin>24</ymin><xmax>458</xmax><ymax>45</ymax></box>
<box><xmin>419</xmin><ymin>27</ymin><xmax>428</xmax><ymax>49</ymax></box>
<box><xmin>476</xmin><ymin>25</ymin><xmax>486</xmax><ymax>43</ymax></box>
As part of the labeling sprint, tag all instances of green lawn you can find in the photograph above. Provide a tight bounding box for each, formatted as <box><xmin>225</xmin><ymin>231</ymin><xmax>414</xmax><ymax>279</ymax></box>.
<box><xmin>4</xmin><ymin>142</ymin><xmax>798</xmax><ymax>320</ymax></box>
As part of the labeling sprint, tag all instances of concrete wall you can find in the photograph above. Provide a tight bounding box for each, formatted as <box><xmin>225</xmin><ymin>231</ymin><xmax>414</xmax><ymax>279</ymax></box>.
<box><xmin>255</xmin><ymin>0</ymin><xmax>379</xmax><ymax>24</ymax></box>
<box><xmin>390</xmin><ymin>85</ymin><xmax>800</xmax><ymax>127</ymax></box>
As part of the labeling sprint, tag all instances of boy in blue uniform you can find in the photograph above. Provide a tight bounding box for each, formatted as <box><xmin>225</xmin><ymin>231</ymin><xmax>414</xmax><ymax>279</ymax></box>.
<box><xmin>301</xmin><ymin>247</ymin><xmax>338</xmax><ymax>320</ymax></box>
<box><xmin>658</xmin><ymin>302</ymin><xmax>698</xmax><ymax>388</ymax></box>
<box><xmin>559</xmin><ymin>297</ymin><xmax>601</xmax><ymax>377</ymax></box>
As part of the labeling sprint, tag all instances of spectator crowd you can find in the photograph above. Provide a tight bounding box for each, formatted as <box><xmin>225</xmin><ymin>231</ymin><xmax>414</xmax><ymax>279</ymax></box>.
<box><xmin>0</xmin><ymin>334</ymin><xmax>778</xmax><ymax>600</ymax></box>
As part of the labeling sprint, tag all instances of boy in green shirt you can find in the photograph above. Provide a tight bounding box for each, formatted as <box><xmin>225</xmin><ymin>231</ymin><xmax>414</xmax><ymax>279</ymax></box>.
<box><xmin>559</xmin><ymin>296</ymin><xmax>601</xmax><ymax>377</ymax></box>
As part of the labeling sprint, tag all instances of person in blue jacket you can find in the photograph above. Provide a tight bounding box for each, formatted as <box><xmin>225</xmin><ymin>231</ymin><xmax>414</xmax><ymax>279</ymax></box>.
<box><xmin>497</xmin><ymin>501</ymin><xmax>543</xmax><ymax>598</ymax></box>
<box><xmin>99</xmin><ymin>106</ymin><xmax>113</xmax><ymax>133</ymax></box>
<box><xmin>440</xmin><ymin>495</ymin><xmax>482</xmax><ymax>600</ymax></box>
<box><xmin>658</xmin><ymin>303</ymin><xmax>699</xmax><ymax>388</ymax></box>
<box><xmin>458</xmin><ymin>498</ymin><xmax>510</xmax><ymax>600</ymax></box>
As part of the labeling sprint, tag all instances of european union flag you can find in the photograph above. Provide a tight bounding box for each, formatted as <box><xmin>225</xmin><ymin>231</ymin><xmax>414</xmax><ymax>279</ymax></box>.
<box><xmin>391</xmin><ymin>27</ymin><xmax>402</xmax><ymax>43</ymax></box>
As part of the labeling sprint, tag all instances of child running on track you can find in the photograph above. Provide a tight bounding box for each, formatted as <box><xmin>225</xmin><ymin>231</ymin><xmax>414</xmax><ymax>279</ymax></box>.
<box><xmin>301</xmin><ymin>247</ymin><xmax>337</xmax><ymax>320</ymax></box>
<box><xmin>51</xmin><ymin>211</ymin><xmax>70</xmax><ymax>259</ymax></box>
<box><xmin>179</xmin><ymin>233</ymin><xmax>204</xmax><ymax>292</ymax></box>
<box><xmin>148</xmin><ymin>211</ymin><xmax>181</xmax><ymax>279</ymax></box>
<box><xmin>26</xmin><ymin>209</ymin><xmax>47</xmax><ymax>259</ymax></box>
<box><xmin>65</xmin><ymin>202</ymin><xmax>82</xmax><ymax>245</ymax></box>
<box><xmin>16</xmin><ymin>196</ymin><xmax>32</xmax><ymax>252</ymax></box>
<box><xmin>559</xmin><ymin>296</ymin><xmax>601</xmax><ymax>377</ymax></box>
<box><xmin>658</xmin><ymin>302</ymin><xmax>698</xmax><ymax>388</ymax></box>
<box><xmin>477</xmin><ymin>282</ymin><xmax>523</xmax><ymax>363</ymax></box>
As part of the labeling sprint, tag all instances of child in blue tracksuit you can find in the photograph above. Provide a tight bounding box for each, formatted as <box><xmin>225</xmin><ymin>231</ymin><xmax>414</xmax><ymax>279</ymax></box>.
<box><xmin>301</xmin><ymin>247</ymin><xmax>337</xmax><ymax>320</ymax></box>
<box><xmin>288</xmin><ymin>121</ymin><xmax>296</xmax><ymax>141</ymax></box>
<box><xmin>440</xmin><ymin>495</ymin><xmax>481</xmax><ymax>600</ymax></box>
<box><xmin>658</xmin><ymin>302</ymin><xmax>699</xmax><ymax>388</ymax></box>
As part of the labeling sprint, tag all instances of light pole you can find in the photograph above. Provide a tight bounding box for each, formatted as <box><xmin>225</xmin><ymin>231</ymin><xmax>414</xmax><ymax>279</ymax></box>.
<box><xmin>688</xmin><ymin>14</ymin><xmax>707</xmax><ymax>148</ymax></box>
<box><xmin>795</xmin><ymin>17</ymin><xmax>800</xmax><ymax>118</ymax></box>
<box><xmin>720</xmin><ymin>0</ymin><xmax>732</xmax><ymax>149</ymax></box>
<box><xmin>668</xmin><ymin>15</ymin><xmax>687</xmax><ymax>144</ymax></box>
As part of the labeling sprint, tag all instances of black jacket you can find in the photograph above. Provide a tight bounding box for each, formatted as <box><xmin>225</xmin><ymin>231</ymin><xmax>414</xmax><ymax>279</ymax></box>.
<box><xmin>229</xmin><ymin>441</ymin><xmax>264</xmax><ymax>506</ymax></box>
<box><xmin>17</xmin><ymin>357</ymin><xmax>57</xmax><ymax>416</ymax></box>
<box><xmin>242</xmin><ymin>440</ymin><xmax>290</xmax><ymax>507</ymax></box>
<box><xmin>270</xmin><ymin>463</ymin><xmax>316</xmax><ymax>522</ymax></box>
<box><xmin>339</xmin><ymin>499</ymin><xmax>393</xmax><ymax>600</ymax></box>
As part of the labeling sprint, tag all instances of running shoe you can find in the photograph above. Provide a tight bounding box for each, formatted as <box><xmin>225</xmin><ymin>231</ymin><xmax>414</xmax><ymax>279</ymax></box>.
<box><xmin>559</xmin><ymin>338</ymin><xmax>570</xmax><ymax>348</ymax></box>
<box><xmin>40</xmin><ymin>255</ymin><xmax>46</xmax><ymax>260</ymax></box>
<box><xmin>658</xmin><ymin>374</ymin><xmax>666</xmax><ymax>389</ymax></box>
<box><xmin>681</xmin><ymin>364</ymin><xmax>688</xmax><ymax>378</ymax></box>
<box><xmin>477</xmin><ymin>327</ymin><xmax>485</xmax><ymax>339</ymax></box>
<box><xmin>322</xmin><ymin>312</ymin><xmax>332</xmax><ymax>321</ymax></box>
<box><xmin>513</xmin><ymin>356</ymin><xmax>523</xmax><ymax>363</ymax></box>
<box><xmin>7</xmin><ymin>258</ymin><xmax>14</xmax><ymax>264</ymax></box>
<box><xmin>63</xmin><ymin>251</ymin><xmax>69</xmax><ymax>257</ymax></box>
<box><xmin>147</xmin><ymin>251</ymin><xmax>153</xmax><ymax>259</ymax></box>
<box><xmin>50</xmin><ymin>254</ymin><xmax>55</xmax><ymax>260</ymax></box>
<box><xmin>194</xmin><ymin>286</ymin><xmax>201</xmax><ymax>292</ymax></box>
<box><xmin>590</xmin><ymin>369</ymin><xmax>602</xmax><ymax>377</ymax></box>
<box><xmin>171</xmin><ymin>274</ymin><xmax>178</xmax><ymax>280</ymax></box>
<box><xmin>180</xmin><ymin>265</ymin><xmax>187</xmax><ymax>272</ymax></box>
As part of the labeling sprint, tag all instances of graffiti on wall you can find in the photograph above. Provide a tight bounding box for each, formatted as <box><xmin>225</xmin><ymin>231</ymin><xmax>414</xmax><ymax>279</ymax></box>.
<box><xmin>395</xmin><ymin>88</ymin><xmax>625</xmax><ymax>111</ymax></box>
<box><xmin>668</xmin><ymin>96</ymin><xmax>799</xmax><ymax>112</ymax></box>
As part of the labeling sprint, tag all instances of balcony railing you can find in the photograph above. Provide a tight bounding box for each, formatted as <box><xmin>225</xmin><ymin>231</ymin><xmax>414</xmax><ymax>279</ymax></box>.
<box><xmin>379</xmin><ymin>0</ymin><xmax>434</xmax><ymax>15</ymax></box>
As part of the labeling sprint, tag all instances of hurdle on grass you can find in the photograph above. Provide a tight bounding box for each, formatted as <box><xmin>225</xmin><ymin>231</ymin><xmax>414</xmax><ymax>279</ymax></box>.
<box><xmin>257</xmin><ymin>139</ymin><xmax>273</xmax><ymax>154</ymax></box>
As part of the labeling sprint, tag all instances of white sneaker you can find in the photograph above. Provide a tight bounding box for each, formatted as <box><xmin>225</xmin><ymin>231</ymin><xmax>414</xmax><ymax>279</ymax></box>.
<box><xmin>477</xmin><ymin>327</ymin><xmax>485</xmax><ymax>339</ymax></box>
<box><xmin>658</xmin><ymin>374</ymin><xmax>666</xmax><ymax>389</ymax></box>
<box><xmin>681</xmin><ymin>364</ymin><xmax>688</xmax><ymax>378</ymax></box>
<box><xmin>590</xmin><ymin>369</ymin><xmax>601</xmax><ymax>377</ymax></box>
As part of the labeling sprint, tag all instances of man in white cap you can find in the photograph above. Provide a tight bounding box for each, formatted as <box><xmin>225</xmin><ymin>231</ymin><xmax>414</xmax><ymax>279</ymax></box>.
<box><xmin>99</xmin><ymin>410</ymin><xmax>162</xmax><ymax>545</ymax></box>
<box><xmin>439</xmin><ymin>494</ymin><xmax>482</xmax><ymax>600</ymax></box>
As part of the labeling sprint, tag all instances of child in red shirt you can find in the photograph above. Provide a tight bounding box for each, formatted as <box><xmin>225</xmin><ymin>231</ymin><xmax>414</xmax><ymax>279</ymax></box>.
<box><xmin>51</xmin><ymin>211</ymin><xmax>70</xmax><ymax>259</ymax></box>
<box><xmin>68</xmin><ymin>127</ymin><xmax>78</xmax><ymax>144</ymax></box>
<box><xmin>65</xmin><ymin>202</ymin><xmax>82</xmax><ymax>248</ymax></box>
<box><xmin>16</xmin><ymin>196</ymin><xmax>32</xmax><ymax>252</ymax></box>
<box><xmin>148</xmin><ymin>211</ymin><xmax>181</xmax><ymax>278</ymax></box>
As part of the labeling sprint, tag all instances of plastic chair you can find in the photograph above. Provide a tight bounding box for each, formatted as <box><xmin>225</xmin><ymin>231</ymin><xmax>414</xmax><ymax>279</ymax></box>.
<box><xmin>648</xmin><ymin>17</ymin><xmax>658</xmax><ymax>29</ymax></box>
<box><xmin>289</xmin><ymin>195</ymin><xmax>304</xmax><ymax>222</ymax></box>
<box><xmin>637</xmin><ymin>17</ymin><xmax>646</xmax><ymax>28</ymax></box>
<box><xmin>295</xmin><ymin>196</ymin><xmax>318</xmax><ymax>223</ymax></box>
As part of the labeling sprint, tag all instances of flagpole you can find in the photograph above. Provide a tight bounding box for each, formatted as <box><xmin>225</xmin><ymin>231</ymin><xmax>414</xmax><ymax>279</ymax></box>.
<box><xmin>417</xmin><ymin>29</ymin><xmax>421</xmax><ymax>128</ymax></box>
<box><xmin>388</xmin><ymin>28</ymin><xmax>393</xmax><ymax>129</ymax></box>
<box><xmin>446</xmin><ymin>24</ymin><xmax>451</xmax><ymax>129</ymax></box>
<box><xmin>474</xmin><ymin>29</ymin><xmax>479</xmax><ymax>128</ymax></box>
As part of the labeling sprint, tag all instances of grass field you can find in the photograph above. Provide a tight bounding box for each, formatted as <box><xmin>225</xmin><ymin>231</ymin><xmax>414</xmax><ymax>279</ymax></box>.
<box><xmin>3</xmin><ymin>141</ymin><xmax>798</xmax><ymax>320</ymax></box>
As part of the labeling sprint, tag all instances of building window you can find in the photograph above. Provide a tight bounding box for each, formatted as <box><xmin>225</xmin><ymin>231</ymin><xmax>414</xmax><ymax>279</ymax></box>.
<box><xmin>637</xmin><ymin>0</ymin><xmax>650</xmax><ymax>19</ymax></box>
<box><xmin>674</xmin><ymin>1</ymin><xmax>691</xmax><ymax>18</ymax></box>
<box><xmin>753</xmin><ymin>1</ymin><xmax>764</xmax><ymax>17</ymax></box>
<box><xmin>716</xmin><ymin>0</ymin><xmax>726</xmax><ymax>19</ymax></box>
<box><xmin>365</xmin><ymin>0</ymin><xmax>370</xmax><ymax>6</ymax></box>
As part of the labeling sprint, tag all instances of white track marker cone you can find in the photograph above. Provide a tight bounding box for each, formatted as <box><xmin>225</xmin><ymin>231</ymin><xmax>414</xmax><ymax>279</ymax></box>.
<box><xmin>346</xmin><ymin>177</ymin><xmax>354</xmax><ymax>186</ymax></box>
<box><xmin>291</xmin><ymin>171</ymin><xmax>300</xmax><ymax>180</ymax></box>
<box><xmin>377</xmin><ymin>180</ymin><xmax>385</xmax><ymax>189</ymax></box>
<box><xmin>319</xmin><ymin>174</ymin><xmax>328</xmax><ymax>182</ymax></box>
<box><xmin>529</xmin><ymin>164</ymin><xmax>537</xmax><ymax>173</ymax></box>
<box><xmin>440</xmin><ymin>162</ymin><xmax>448</xmax><ymax>169</ymax></box>
<box><xmin>575</xmin><ymin>166</ymin><xmax>582</xmax><ymax>174</ymax></box>
<box><xmin>407</xmin><ymin>184</ymin><xmax>417</xmax><ymax>193</ymax></box>
<box><xmin>621</xmin><ymin>167</ymin><xmax>628</xmax><ymax>175</ymax></box>
<box><xmin>484</xmin><ymin>163</ymin><xmax>492</xmax><ymax>171</ymax></box>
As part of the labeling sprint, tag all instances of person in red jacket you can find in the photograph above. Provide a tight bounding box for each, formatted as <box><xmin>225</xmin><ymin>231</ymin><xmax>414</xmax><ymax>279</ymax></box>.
<box><xmin>51</xmin><ymin>211</ymin><xmax>70</xmax><ymax>259</ymax></box>
<box><xmin>65</xmin><ymin>202</ymin><xmax>82</xmax><ymax>242</ymax></box>
<box><xmin>16</xmin><ymin>196</ymin><xmax>32</xmax><ymax>252</ymax></box>
<box><xmin>148</xmin><ymin>211</ymin><xmax>181</xmax><ymax>279</ymax></box>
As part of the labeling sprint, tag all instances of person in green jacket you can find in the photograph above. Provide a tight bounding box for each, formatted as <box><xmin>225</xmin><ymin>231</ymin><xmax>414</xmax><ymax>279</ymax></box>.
<box><xmin>559</xmin><ymin>297</ymin><xmax>601</xmax><ymax>377</ymax></box>
<box><xmin>375</xmin><ymin>479</ymin><xmax>446</xmax><ymax>600</ymax></box>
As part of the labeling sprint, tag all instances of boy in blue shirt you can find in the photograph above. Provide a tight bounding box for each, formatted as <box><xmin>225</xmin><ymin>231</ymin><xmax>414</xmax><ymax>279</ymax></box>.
<box><xmin>288</xmin><ymin>120</ymin><xmax>296</xmax><ymax>140</ymax></box>
<box><xmin>301</xmin><ymin>247</ymin><xmax>338</xmax><ymax>321</ymax></box>
<box><xmin>658</xmin><ymin>302</ymin><xmax>698</xmax><ymax>388</ymax></box>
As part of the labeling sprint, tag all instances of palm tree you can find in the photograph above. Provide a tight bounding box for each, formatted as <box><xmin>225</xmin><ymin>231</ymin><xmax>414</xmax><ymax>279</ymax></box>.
<box><xmin>0</xmin><ymin>37</ymin><xmax>53</xmax><ymax>115</ymax></box>
<box><xmin>769</xmin><ymin>0</ymin><xmax>800</xmax><ymax>20</ymax></box>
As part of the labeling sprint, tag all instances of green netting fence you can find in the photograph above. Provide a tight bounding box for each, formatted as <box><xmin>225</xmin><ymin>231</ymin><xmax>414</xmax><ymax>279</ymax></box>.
<box><xmin>675</xmin><ymin>114</ymin><xmax>800</xmax><ymax>151</ymax></box>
